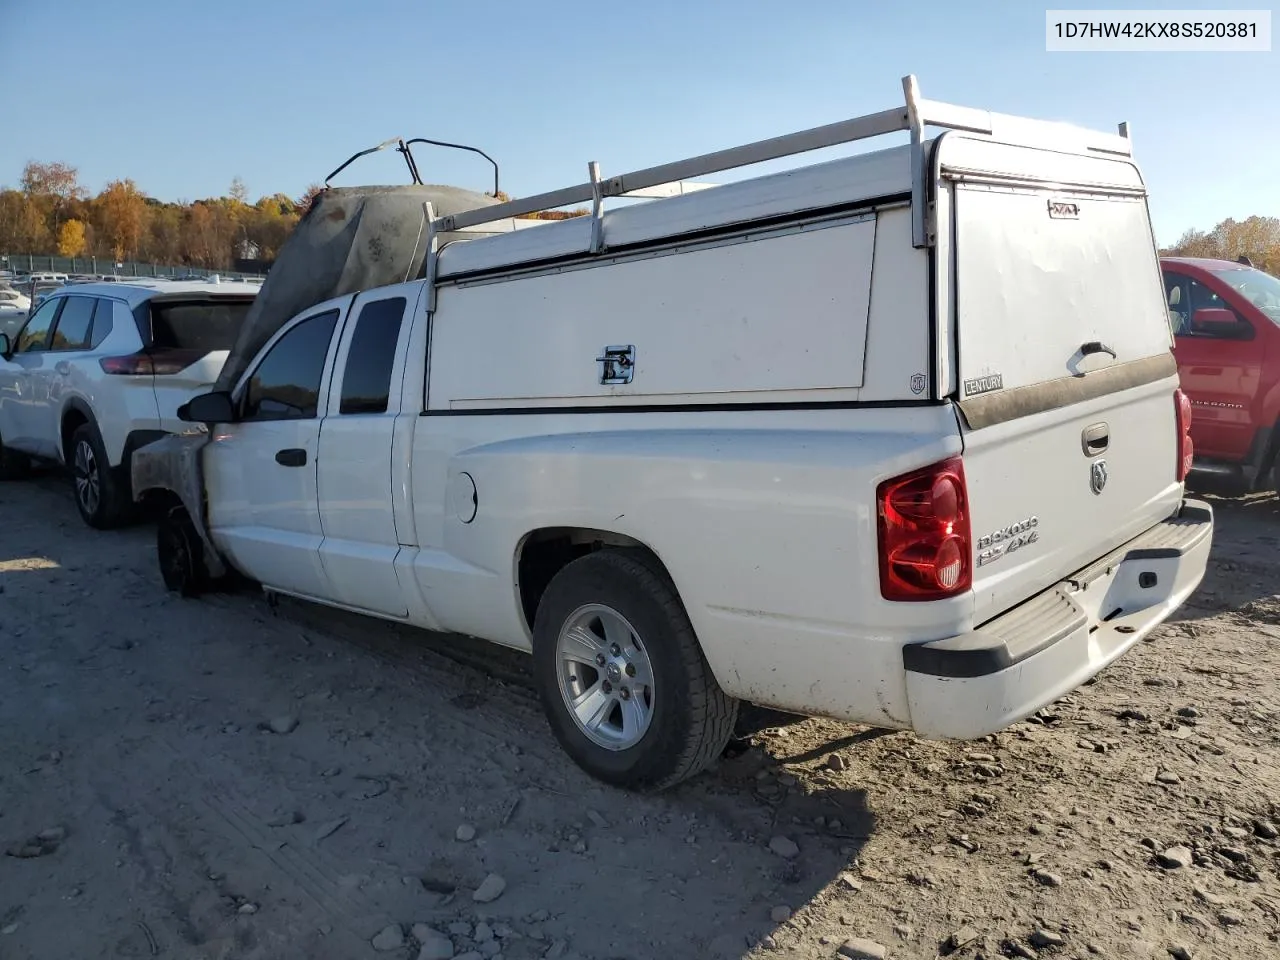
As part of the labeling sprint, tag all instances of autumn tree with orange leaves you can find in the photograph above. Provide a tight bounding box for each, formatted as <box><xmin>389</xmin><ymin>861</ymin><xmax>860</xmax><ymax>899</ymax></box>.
<box><xmin>1162</xmin><ymin>216</ymin><xmax>1280</xmax><ymax>275</ymax></box>
<box><xmin>0</xmin><ymin>164</ymin><xmax>310</xmax><ymax>269</ymax></box>
<box><xmin>57</xmin><ymin>219</ymin><xmax>87</xmax><ymax>258</ymax></box>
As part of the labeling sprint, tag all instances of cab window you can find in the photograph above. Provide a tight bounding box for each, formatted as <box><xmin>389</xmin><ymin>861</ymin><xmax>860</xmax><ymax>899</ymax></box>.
<box><xmin>241</xmin><ymin>310</ymin><xmax>339</xmax><ymax>421</ymax></box>
<box><xmin>15</xmin><ymin>298</ymin><xmax>61</xmax><ymax>353</ymax></box>
<box><xmin>49</xmin><ymin>296</ymin><xmax>96</xmax><ymax>351</ymax></box>
<box><xmin>1164</xmin><ymin>273</ymin><xmax>1252</xmax><ymax>340</ymax></box>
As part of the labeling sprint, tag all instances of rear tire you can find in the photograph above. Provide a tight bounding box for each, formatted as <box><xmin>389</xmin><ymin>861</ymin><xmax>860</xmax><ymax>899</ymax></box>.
<box><xmin>157</xmin><ymin>504</ymin><xmax>208</xmax><ymax>598</ymax></box>
<box><xmin>69</xmin><ymin>422</ymin><xmax>132</xmax><ymax>529</ymax></box>
<box><xmin>532</xmin><ymin>550</ymin><xmax>739</xmax><ymax>791</ymax></box>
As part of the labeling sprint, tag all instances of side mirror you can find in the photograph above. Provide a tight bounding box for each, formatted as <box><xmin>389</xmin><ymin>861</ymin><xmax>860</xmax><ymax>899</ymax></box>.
<box><xmin>179</xmin><ymin>390</ymin><xmax>236</xmax><ymax>424</ymax></box>
<box><xmin>1192</xmin><ymin>307</ymin><xmax>1238</xmax><ymax>327</ymax></box>
<box><xmin>0</xmin><ymin>333</ymin><xmax>10</xmax><ymax>358</ymax></box>
<box><xmin>1192</xmin><ymin>307</ymin><xmax>1252</xmax><ymax>340</ymax></box>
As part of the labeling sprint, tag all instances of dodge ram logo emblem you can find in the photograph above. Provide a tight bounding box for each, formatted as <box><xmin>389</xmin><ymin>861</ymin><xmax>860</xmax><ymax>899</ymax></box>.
<box><xmin>1090</xmin><ymin>459</ymin><xmax>1108</xmax><ymax>495</ymax></box>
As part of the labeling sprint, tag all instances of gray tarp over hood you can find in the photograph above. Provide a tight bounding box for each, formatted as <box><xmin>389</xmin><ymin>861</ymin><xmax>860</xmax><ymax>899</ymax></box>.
<box><xmin>214</xmin><ymin>183</ymin><xmax>498</xmax><ymax>393</ymax></box>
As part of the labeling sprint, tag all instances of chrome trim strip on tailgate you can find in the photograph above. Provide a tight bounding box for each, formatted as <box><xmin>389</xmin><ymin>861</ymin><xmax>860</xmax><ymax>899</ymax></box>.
<box><xmin>957</xmin><ymin>352</ymin><xmax>1177</xmax><ymax>431</ymax></box>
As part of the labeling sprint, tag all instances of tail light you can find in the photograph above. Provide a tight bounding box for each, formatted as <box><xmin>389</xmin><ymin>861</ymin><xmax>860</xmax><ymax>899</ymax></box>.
<box><xmin>1174</xmin><ymin>388</ymin><xmax>1193</xmax><ymax>482</ymax></box>
<box><xmin>877</xmin><ymin>456</ymin><xmax>972</xmax><ymax>602</ymax></box>
<box><xmin>100</xmin><ymin>349</ymin><xmax>202</xmax><ymax>376</ymax></box>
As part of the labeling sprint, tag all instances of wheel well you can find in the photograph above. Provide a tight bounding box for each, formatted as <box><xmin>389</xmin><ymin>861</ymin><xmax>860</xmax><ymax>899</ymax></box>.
<box><xmin>60</xmin><ymin>407</ymin><xmax>90</xmax><ymax>463</ymax></box>
<box><xmin>516</xmin><ymin>528</ymin><xmax>671</xmax><ymax>633</ymax></box>
<box><xmin>138</xmin><ymin>486</ymin><xmax>185</xmax><ymax>513</ymax></box>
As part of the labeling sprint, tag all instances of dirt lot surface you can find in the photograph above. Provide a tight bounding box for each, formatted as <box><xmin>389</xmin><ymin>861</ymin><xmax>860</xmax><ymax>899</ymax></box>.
<box><xmin>1</xmin><ymin>476</ymin><xmax>1279</xmax><ymax>960</ymax></box>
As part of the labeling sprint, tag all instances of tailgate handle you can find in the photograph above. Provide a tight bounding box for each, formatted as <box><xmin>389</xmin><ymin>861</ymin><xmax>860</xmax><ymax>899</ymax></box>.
<box><xmin>1082</xmin><ymin>422</ymin><xmax>1109</xmax><ymax>456</ymax></box>
<box><xmin>275</xmin><ymin>448</ymin><xmax>307</xmax><ymax>467</ymax></box>
<box><xmin>1080</xmin><ymin>340</ymin><xmax>1117</xmax><ymax>360</ymax></box>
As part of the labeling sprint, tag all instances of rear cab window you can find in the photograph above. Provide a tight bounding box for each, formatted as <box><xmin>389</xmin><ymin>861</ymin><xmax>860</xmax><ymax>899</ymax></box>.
<box><xmin>338</xmin><ymin>297</ymin><xmax>407</xmax><ymax>415</ymax></box>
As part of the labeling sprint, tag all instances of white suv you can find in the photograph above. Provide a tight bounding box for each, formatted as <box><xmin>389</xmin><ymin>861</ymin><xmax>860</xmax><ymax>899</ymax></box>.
<box><xmin>0</xmin><ymin>279</ymin><xmax>259</xmax><ymax>528</ymax></box>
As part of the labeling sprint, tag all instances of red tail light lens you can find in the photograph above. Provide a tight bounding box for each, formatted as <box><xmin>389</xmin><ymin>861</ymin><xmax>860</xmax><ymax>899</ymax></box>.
<box><xmin>877</xmin><ymin>456</ymin><xmax>972</xmax><ymax>601</ymax></box>
<box><xmin>1174</xmin><ymin>388</ymin><xmax>1193</xmax><ymax>482</ymax></box>
<box><xmin>99</xmin><ymin>352</ymin><xmax>154</xmax><ymax>375</ymax></box>
<box><xmin>99</xmin><ymin>349</ymin><xmax>202</xmax><ymax>376</ymax></box>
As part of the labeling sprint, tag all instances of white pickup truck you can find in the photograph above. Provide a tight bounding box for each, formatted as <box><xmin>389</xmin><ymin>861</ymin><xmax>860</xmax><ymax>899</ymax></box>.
<box><xmin>137</xmin><ymin>77</ymin><xmax>1213</xmax><ymax>791</ymax></box>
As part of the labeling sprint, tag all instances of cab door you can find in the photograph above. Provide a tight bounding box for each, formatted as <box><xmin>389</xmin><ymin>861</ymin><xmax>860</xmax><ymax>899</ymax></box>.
<box><xmin>315</xmin><ymin>286</ymin><xmax>417</xmax><ymax>618</ymax></box>
<box><xmin>203</xmin><ymin>306</ymin><xmax>344</xmax><ymax>599</ymax></box>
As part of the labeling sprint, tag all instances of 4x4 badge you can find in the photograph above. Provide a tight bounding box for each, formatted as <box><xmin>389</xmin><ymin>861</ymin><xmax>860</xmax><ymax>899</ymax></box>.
<box><xmin>1090</xmin><ymin>459</ymin><xmax>1108</xmax><ymax>495</ymax></box>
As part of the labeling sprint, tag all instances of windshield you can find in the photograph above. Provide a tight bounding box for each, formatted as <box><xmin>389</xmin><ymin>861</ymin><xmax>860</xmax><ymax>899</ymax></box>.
<box><xmin>1212</xmin><ymin>265</ymin><xmax>1280</xmax><ymax>324</ymax></box>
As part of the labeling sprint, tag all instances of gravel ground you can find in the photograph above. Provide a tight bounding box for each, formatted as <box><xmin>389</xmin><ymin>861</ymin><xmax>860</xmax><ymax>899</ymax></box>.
<box><xmin>0</xmin><ymin>474</ymin><xmax>1277</xmax><ymax>960</ymax></box>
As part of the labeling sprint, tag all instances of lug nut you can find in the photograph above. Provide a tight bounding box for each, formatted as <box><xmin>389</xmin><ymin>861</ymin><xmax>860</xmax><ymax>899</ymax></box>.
<box><xmin>595</xmin><ymin>653</ymin><xmax>607</xmax><ymax>667</ymax></box>
<box><xmin>625</xmin><ymin>663</ymin><xmax>636</xmax><ymax>677</ymax></box>
<box><xmin>602</xmin><ymin>680</ymin><xmax>613</xmax><ymax>694</ymax></box>
<box><xmin>620</xmin><ymin>687</ymin><xmax>631</xmax><ymax>700</ymax></box>
<box><xmin>610</xmin><ymin>644</ymin><xmax>621</xmax><ymax>656</ymax></box>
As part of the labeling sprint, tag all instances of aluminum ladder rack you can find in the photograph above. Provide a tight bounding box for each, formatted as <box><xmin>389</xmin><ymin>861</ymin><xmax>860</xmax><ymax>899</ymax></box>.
<box><xmin>422</xmin><ymin>73</ymin><xmax>1133</xmax><ymax>300</ymax></box>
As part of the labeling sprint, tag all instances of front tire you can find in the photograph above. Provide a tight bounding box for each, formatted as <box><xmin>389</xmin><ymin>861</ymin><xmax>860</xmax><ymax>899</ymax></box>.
<box><xmin>532</xmin><ymin>550</ymin><xmax>739</xmax><ymax>791</ymax></box>
<box><xmin>69</xmin><ymin>422</ymin><xmax>132</xmax><ymax>529</ymax></box>
<box><xmin>157</xmin><ymin>504</ymin><xmax>208</xmax><ymax>597</ymax></box>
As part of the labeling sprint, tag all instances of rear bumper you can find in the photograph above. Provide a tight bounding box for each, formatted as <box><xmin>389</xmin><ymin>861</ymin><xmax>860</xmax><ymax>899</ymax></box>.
<box><xmin>903</xmin><ymin>499</ymin><xmax>1214</xmax><ymax>739</ymax></box>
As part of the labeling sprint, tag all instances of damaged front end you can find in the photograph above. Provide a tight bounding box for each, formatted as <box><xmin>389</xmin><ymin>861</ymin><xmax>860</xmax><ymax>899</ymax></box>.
<box><xmin>131</xmin><ymin>431</ymin><xmax>228</xmax><ymax>580</ymax></box>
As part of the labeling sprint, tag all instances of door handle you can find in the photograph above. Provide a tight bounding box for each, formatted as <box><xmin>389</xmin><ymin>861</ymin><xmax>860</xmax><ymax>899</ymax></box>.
<box><xmin>1080</xmin><ymin>341</ymin><xmax>1117</xmax><ymax>360</ymax></box>
<box><xmin>275</xmin><ymin>448</ymin><xmax>307</xmax><ymax>467</ymax></box>
<box><xmin>1082</xmin><ymin>422</ymin><xmax>1110</xmax><ymax>456</ymax></box>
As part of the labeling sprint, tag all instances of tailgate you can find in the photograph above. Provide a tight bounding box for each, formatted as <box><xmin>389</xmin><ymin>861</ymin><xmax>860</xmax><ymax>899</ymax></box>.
<box><xmin>942</xmin><ymin>139</ymin><xmax>1184</xmax><ymax>622</ymax></box>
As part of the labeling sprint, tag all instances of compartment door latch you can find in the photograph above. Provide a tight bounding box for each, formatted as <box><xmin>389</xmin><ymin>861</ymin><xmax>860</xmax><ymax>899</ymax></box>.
<box><xmin>596</xmin><ymin>345</ymin><xmax>635</xmax><ymax>385</ymax></box>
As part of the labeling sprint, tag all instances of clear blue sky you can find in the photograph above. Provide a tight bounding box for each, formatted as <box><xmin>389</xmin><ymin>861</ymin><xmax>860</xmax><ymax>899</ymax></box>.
<box><xmin>1</xmin><ymin>0</ymin><xmax>1274</xmax><ymax>245</ymax></box>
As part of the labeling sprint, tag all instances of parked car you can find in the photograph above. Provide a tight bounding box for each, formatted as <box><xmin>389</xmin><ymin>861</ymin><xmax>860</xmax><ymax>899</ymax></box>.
<box><xmin>0</xmin><ymin>285</ymin><xmax>30</xmax><ymax>330</ymax></box>
<box><xmin>135</xmin><ymin>77</ymin><xmax>1213</xmax><ymax>791</ymax></box>
<box><xmin>28</xmin><ymin>281</ymin><xmax>63</xmax><ymax>308</ymax></box>
<box><xmin>1162</xmin><ymin>257</ymin><xmax>1280</xmax><ymax>493</ymax></box>
<box><xmin>0</xmin><ymin>279</ymin><xmax>260</xmax><ymax>527</ymax></box>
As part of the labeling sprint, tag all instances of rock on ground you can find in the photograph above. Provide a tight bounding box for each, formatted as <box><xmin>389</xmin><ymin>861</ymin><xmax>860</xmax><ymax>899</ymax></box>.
<box><xmin>372</xmin><ymin>924</ymin><xmax>404</xmax><ymax>951</ymax></box>
<box><xmin>267</xmin><ymin>715</ymin><xmax>299</xmax><ymax>735</ymax></box>
<box><xmin>769</xmin><ymin>836</ymin><xmax>800</xmax><ymax>858</ymax></box>
<box><xmin>838</xmin><ymin>938</ymin><xmax>888</xmax><ymax>960</ymax></box>
<box><xmin>1157</xmin><ymin>845</ymin><xmax>1194</xmax><ymax>869</ymax></box>
<box><xmin>414</xmin><ymin>924</ymin><xmax>454</xmax><ymax>960</ymax></box>
<box><xmin>472</xmin><ymin>874</ymin><xmax>507</xmax><ymax>903</ymax></box>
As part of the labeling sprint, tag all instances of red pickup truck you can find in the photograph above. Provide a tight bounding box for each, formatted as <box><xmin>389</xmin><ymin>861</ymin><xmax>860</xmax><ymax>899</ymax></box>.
<box><xmin>1162</xmin><ymin>257</ymin><xmax>1280</xmax><ymax>494</ymax></box>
